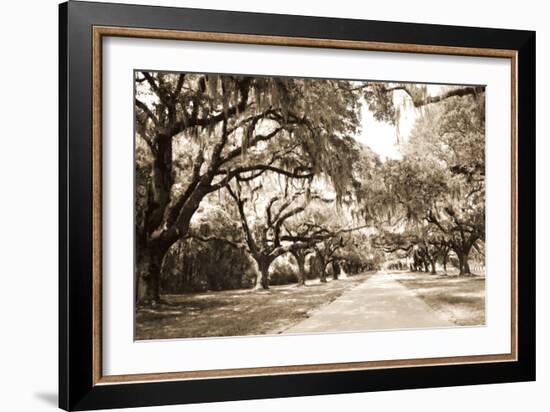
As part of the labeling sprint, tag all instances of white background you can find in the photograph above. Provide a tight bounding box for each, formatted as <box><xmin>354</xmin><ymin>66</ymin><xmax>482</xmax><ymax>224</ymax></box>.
<box><xmin>103</xmin><ymin>37</ymin><xmax>511</xmax><ymax>376</ymax></box>
<box><xmin>0</xmin><ymin>0</ymin><xmax>546</xmax><ymax>411</ymax></box>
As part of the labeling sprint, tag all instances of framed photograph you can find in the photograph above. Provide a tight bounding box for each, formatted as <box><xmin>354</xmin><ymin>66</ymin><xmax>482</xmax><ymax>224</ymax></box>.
<box><xmin>59</xmin><ymin>1</ymin><xmax>535</xmax><ymax>410</ymax></box>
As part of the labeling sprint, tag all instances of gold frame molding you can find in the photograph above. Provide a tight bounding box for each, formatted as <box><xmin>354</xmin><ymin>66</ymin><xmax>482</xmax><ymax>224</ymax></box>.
<box><xmin>92</xmin><ymin>26</ymin><xmax>518</xmax><ymax>386</ymax></box>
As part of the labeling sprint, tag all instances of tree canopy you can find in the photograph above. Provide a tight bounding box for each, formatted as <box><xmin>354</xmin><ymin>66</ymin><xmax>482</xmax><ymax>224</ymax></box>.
<box><xmin>135</xmin><ymin>72</ymin><xmax>486</xmax><ymax>304</ymax></box>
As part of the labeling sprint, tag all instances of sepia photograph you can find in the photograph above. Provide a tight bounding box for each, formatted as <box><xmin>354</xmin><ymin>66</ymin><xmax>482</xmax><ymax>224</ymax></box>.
<box><xmin>54</xmin><ymin>3</ymin><xmax>535</xmax><ymax>409</ymax></box>
<box><xmin>134</xmin><ymin>71</ymin><xmax>486</xmax><ymax>340</ymax></box>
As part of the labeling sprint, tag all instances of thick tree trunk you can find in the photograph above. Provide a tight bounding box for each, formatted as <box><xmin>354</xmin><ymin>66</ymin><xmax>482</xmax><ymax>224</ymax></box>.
<box><xmin>259</xmin><ymin>269</ymin><xmax>270</xmax><ymax>289</ymax></box>
<box><xmin>319</xmin><ymin>261</ymin><xmax>327</xmax><ymax>283</ymax></box>
<box><xmin>136</xmin><ymin>245</ymin><xmax>167</xmax><ymax>305</ymax></box>
<box><xmin>457</xmin><ymin>246</ymin><xmax>473</xmax><ymax>276</ymax></box>
<box><xmin>316</xmin><ymin>251</ymin><xmax>327</xmax><ymax>283</ymax></box>
<box><xmin>430</xmin><ymin>260</ymin><xmax>436</xmax><ymax>274</ymax></box>
<box><xmin>412</xmin><ymin>252</ymin><xmax>422</xmax><ymax>272</ymax></box>
<box><xmin>462</xmin><ymin>256</ymin><xmax>472</xmax><ymax>275</ymax></box>
<box><xmin>295</xmin><ymin>254</ymin><xmax>306</xmax><ymax>286</ymax></box>
<box><xmin>140</xmin><ymin>177</ymin><xmax>214</xmax><ymax>303</ymax></box>
<box><xmin>254</xmin><ymin>257</ymin><xmax>271</xmax><ymax>289</ymax></box>
<box><xmin>332</xmin><ymin>261</ymin><xmax>340</xmax><ymax>280</ymax></box>
<box><xmin>455</xmin><ymin>250</ymin><xmax>464</xmax><ymax>275</ymax></box>
<box><xmin>135</xmin><ymin>249</ymin><xmax>149</xmax><ymax>304</ymax></box>
<box><xmin>137</xmin><ymin>134</ymin><xmax>186</xmax><ymax>305</ymax></box>
<box><xmin>290</xmin><ymin>249</ymin><xmax>309</xmax><ymax>286</ymax></box>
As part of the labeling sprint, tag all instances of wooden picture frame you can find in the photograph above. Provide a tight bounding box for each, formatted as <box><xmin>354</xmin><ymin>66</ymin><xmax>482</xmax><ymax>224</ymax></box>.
<box><xmin>59</xmin><ymin>1</ymin><xmax>535</xmax><ymax>410</ymax></box>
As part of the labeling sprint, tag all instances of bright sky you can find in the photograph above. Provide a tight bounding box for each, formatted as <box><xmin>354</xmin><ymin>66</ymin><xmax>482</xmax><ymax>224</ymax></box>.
<box><xmin>355</xmin><ymin>85</ymin><xmax>444</xmax><ymax>160</ymax></box>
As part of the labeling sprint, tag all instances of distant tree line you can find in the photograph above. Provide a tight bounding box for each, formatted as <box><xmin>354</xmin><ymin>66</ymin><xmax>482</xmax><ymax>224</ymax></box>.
<box><xmin>372</xmin><ymin>90</ymin><xmax>485</xmax><ymax>275</ymax></box>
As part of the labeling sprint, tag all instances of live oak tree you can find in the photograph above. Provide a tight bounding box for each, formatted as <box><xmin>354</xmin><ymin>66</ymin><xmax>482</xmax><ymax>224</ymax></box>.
<box><xmin>225</xmin><ymin>174</ymin><xmax>370</xmax><ymax>288</ymax></box>
<box><xmin>282</xmin><ymin>222</ymin><xmax>339</xmax><ymax>285</ymax></box>
<box><xmin>225</xmin><ymin>179</ymin><xmax>320</xmax><ymax>289</ymax></box>
<box><xmin>374</xmin><ymin>231</ymin><xmax>426</xmax><ymax>272</ymax></box>
<box><xmin>369</xmin><ymin>148</ymin><xmax>445</xmax><ymax>273</ymax></box>
<box><xmin>280</xmin><ymin>200</ymin><xmax>341</xmax><ymax>284</ymax></box>
<box><xmin>159</xmin><ymin>196</ymin><xmax>253</xmax><ymax>293</ymax></box>
<box><xmin>408</xmin><ymin>93</ymin><xmax>486</xmax><ymax>275</ymax></box>
<box><xmin>374</xmin><ymin>90</ymin><xmax>486</xmax><ymax>275</ymax></box>
<box><xmin>135</xmin><ymin>72</ymin><xmax>363</xmax><ymax>303</ymax></box>
<box><xmin>281</xmin><ymin>208</ymin><xmax>370</xmax><ymax>284</ymax></box>
<box><xmin>374</xmin><ymin>156</ymin><xmax>483</xmax><ymax>275</ymax></box>
<box><xmin>314</xmin><ymin>237</ymin><xmax>345</xmax><ymax>282</ymax></box>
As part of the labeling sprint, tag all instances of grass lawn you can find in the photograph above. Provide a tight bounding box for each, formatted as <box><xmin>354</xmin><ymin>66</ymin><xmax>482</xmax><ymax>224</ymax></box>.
<box><xmin>136</xmin><ymin>272</ymin><xmax>375</xmax><ymax>340</ymax></box>
<box><xmin>394</xmin><ymin>271</ymin><xmax>486</xmax><ymax>326</ymax></box>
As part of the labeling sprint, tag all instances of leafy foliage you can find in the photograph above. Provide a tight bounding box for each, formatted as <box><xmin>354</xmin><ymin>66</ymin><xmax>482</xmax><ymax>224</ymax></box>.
<box><xmin>372</xmin><ymin>92</ymin><xmax>486</xmax><ymax>275</ymax></box>
<box><xmin>135</xmin><ymin>71</ymin><xmax>486</xmax><ymax>303</ymax></box>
